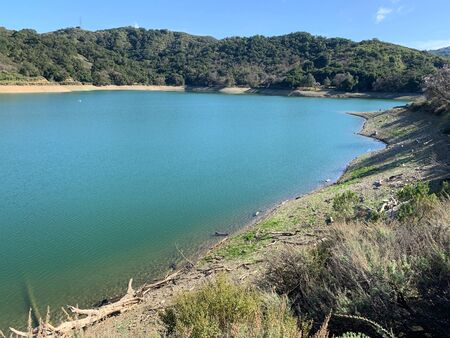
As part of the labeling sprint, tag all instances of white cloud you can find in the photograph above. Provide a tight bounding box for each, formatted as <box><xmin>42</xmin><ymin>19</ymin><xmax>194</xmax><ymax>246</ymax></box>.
<box><xmin>405</xmin><ymin>39</ymin><xmax>450</xmax><ymax>50</ymax></box>
<box><xmin>133</xmin><ymin>22</ymin><xmax>139</xmax><ymax>29</ymax></box>
<box><xmin>375</xmin><ymin>7</ymin><xmax>393</xmax><ymax>23</ymax></box>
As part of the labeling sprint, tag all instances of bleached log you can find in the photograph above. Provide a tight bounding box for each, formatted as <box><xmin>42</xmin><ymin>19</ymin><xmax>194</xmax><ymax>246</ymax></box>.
<box><xmin>10</xmin><ymin>279</ymin><xmax>141</xmax><ymax>336</ymax></box>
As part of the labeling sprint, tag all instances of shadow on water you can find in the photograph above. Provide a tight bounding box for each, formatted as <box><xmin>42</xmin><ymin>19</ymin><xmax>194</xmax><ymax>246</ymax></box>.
<box><xmin>20</xmin><ymin>277</ymin><xmax>41</xmax><ymax>327</ymax></box>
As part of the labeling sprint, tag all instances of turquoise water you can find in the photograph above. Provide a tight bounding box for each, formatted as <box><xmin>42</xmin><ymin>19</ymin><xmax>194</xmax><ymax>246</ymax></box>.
<box><xmin>0</xmin><ymin>91</ymin><xmax>401</xmax><ymax>330</ymax></box>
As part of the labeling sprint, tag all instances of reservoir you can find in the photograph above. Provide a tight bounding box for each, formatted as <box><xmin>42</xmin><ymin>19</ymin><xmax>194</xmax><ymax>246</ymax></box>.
<box><xmin>0</xmin><ymin>90</ymin><xmax>401</xmax><ymax>330</ymax></box>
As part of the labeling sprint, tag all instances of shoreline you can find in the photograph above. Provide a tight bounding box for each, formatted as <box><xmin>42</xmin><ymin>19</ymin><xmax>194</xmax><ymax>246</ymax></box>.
<box><xmin>203</xmin><ymin>112</ymin><xmax>388</xmax><ymax>256</ymax></box>
<box><xmin>0</xmin><ymin>84</ymin><xmax>419</xmax><ymax>100</ymax></box>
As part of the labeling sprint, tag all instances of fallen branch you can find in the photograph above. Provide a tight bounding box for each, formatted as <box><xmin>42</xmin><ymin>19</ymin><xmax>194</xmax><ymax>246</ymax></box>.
<box><xmin>10</xmin><ymin>279</ymin><xmax>141</xmax><ymax>337</ymax></box>
<box><xmin>142</xmin><ymin>271</ymin><xmax>181</xmax><ymax>295</ymax></box>
<box><xmin>197</xmin><ymin>265</ymin><xmax>232</xmax><ymax>276</ymax></box>
<box><xmin>255</xmin><ymin>229</ymin><xmax>303</xmax><ymax>240</ymax></box>
<box><xmin>175</xmin><ymin>244</ymin><xmax>195</xmax><ymax>268</ymax></box>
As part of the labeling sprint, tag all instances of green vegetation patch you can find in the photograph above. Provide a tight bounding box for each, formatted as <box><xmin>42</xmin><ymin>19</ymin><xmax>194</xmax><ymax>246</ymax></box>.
<box><xmin>160</xmin><ymin>275</ymin><xmax>302</xmax><ymax>337</ymax></box>
<box><xmin>346</xmin><ymin>165</ymin><xmax>378</xmax><ymax>181</ymax></box>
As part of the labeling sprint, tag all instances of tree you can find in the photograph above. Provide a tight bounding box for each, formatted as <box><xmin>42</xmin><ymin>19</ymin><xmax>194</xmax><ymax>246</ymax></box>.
<box><xmin>424</xmin><ymin>65</ymin><xmax>450</xmax><ymax>104</ymax></box>
<box><xmin>301</xmin><ymin>73</ymin><xmax>316</xmax><ymax>87</ymax></box>
<box><xmin>166</xmin><ymin>73</ymin><xmax>185</xmax><ymax>86</ymax></box>
<box><xmin>313</xmin><ymin>53</ymin><xmax>330</xmax><ymax>68</ymax></box>
<box><xmin>332</xmin><ymin>72</ymin><xmax>358</xmax><ymax>91</ymax></box>
<box><xmin>322</xmin><ymin>77</ymin><xmax>331</xmax><ymax>87</ymax></box>
<box><xmin>302</xmin><ymin>60</ymin><xmax>314</xmax><ymax>72</ymax></box>
<box><xmin>423</xmin><ymin>65</ymin><xmax>450</xmax><ymax>114</ymax></box>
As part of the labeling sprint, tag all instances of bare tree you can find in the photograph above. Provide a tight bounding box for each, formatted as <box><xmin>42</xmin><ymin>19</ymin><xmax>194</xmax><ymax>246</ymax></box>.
<box><xmin>423</xmin><ymin>65</ymin><xmax>450</xmax><ymax>105</ymax></box>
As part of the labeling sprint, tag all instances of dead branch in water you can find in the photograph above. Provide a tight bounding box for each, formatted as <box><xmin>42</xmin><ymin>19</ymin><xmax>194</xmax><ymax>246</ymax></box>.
<box><xmin>175</xmin><ymin>244</ymin><xmax>195</xmax><ymax>268</ymax></box>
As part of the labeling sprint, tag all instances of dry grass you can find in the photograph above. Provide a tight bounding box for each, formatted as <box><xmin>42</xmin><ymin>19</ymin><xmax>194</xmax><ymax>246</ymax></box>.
<box><xmin>160</xmin><ymin>275</ymin><xmax>332</xmax><ymax>338</ymax></box>
<box><xmin>265</xmin><ymin>196</ymin><xmax>450</xmax><ymax>337</ymax></box>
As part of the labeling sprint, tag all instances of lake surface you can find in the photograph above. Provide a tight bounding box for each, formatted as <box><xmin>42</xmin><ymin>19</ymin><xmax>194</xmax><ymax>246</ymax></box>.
<box><xmin>0</xmin><ymin>91</ymin><xmax>401</xmax><ymax>330</ymax></box>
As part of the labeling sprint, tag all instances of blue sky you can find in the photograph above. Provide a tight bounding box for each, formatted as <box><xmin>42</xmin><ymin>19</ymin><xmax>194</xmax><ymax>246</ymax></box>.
<box><xmin>1</xmin><ymin>0</ymin><xmax>449</xmax><ymax>50</ymax></box>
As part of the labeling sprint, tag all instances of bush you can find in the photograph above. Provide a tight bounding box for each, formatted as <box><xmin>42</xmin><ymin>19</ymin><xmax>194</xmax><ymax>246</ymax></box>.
<box><xmin>423</xmin><ymin>65</ymin><xmax>450</xmax><ymax>114</ymax></box>
<box><xmin>439</xmin><ymin>180</ymin><xmax>450</xmax><ymax>198</ymax></box>
<box><xmin>338</xmin><ymin>333</ymin><xmax>370</xmax><ymax>338</ymax></box>
<box><xmin>265</xmin><ymin>199</ymin><xmax>450</xmax><ymax>337</ymax></box>
<box><xmin>396</xmin><ymin>182</ymin><xmax>437</xmax><ymax>221</ymax></box>
<box><xmin>160</xmin><ymin>275</ymin><xmax>303</xmax><ymax>337</ymax></box>
<box><xmin>332</xmin><ymin>191</ymin><xmax>360</xmax><ymax>221</ymax></box>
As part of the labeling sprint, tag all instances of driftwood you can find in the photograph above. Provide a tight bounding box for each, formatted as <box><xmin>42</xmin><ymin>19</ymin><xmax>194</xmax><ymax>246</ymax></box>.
<box><xmin>208</xmin><ymin>237</ymin><xmax>228</xmax><ymax>251</ymax></box>
<box><xmin>175</xmin><ymin>244</ymin><xmax>195</xmax><ymax>268</ymax></box>
<box><xmin>378</xmin><ymin>196</ymin><xmax>399</xmax><ymax>213</ymax></box>
<box><xmin>142</xmin><ymin>271</ymin><xmax>181</xmax><ymax>295</ymax></box>
<box><xmin>197</xmin><ymin>265</ymin><xmax>232</xmax><ymax>276</ymax></box>
<box><xmin>255</xmin><ymin>229</ymin><xmax>302</xmax><ymax>241</ymax></box>
<box><xmin>10</xmin><ymin>279</ymin><xmax>141</xmax><ymax>337</ymax></box>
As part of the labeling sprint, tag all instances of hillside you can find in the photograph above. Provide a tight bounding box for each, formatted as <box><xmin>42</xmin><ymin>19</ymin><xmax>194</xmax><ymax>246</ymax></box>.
<box><xmin>429</xmin><ymin>46</ymin><xmax>450</xmax><ymax>57</ymax></box>
<box><xmin>0</xmin><ymin>26</ymin><xmax>446</xmax><ymax>92</ymax></box>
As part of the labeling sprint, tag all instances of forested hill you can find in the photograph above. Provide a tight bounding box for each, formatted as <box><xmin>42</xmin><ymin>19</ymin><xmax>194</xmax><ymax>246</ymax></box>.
<box><xmin>0</xmin><ymin>26</ymin><xmax>446</xmax><ymax>92</ymax></box>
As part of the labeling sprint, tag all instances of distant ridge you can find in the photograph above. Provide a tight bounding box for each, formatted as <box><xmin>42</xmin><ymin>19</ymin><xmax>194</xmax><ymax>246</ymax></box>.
<box><xmin>0</xmin><ymin>26</ymin><xmax>446</xmax><ymax>92</ymax></box>
<box><xmin>429</xmin><ymin>46</ymin><xmax>450</xmax><ymax>57</ymax></box>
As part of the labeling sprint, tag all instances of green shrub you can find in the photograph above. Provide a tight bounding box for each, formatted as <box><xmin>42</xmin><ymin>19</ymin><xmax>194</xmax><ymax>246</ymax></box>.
<box><xmin>397</xmin><ymin>182</ymin><xmax>437</xmax><ymax>221</ymax></box>
<box><xmin>368</xmin><ymin>209</ymin><xmax>382</xmax><ymax>222</ymax></box>
<box><xmin>332</xmin><ymin>191</ymin><xmax>360</xmax><ymax>221</ymax></box>
<box><xmin>160</xmin><ymin>275</ymin><xmax>302</xmax><ymax>337</ymax></box>
<box><xmin>397</xmin><ymin>181</ymin><xmax>430</xmax><ymax>201</ymax></box>
<box><xmin>439</xmin><ymin>180</ymin><xmax>450</xmax><ymax>197</ymax></box>
<box><xmin>338</xmin><ymin>332</ymin><xmax>370</xmax><ymax>338</ymax></box>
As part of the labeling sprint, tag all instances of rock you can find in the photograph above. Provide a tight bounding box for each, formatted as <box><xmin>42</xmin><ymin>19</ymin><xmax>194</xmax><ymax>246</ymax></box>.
<box><xmin>373</xmin><ymin>180</ymin><xmax>383</xmax><ymax>188</ymax></box>
<box><xmin>388</xmin><ymin>173</ymin><xmax>403</xmax><ymax>180</ymax></box>
<box><xmin>94</xmin><ymin>298</ymin><xmax>109</xmax><ymax>307</ymax></box>
<box><xmin>410</xmin><ymin>325</ymin><xmax>424</xmax><ymax>332</ymax></box>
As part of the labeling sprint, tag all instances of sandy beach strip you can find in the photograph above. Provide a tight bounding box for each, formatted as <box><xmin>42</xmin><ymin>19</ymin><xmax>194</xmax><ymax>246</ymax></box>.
<box><xmin>0</xmin><ymin>84</ymin><xmax>419</xmax><ymax>100</ymax></box>
<box><xmin>0</xmin><ymin>84</ymin><xmax>186</xmax><ymax>94</ymax></box>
